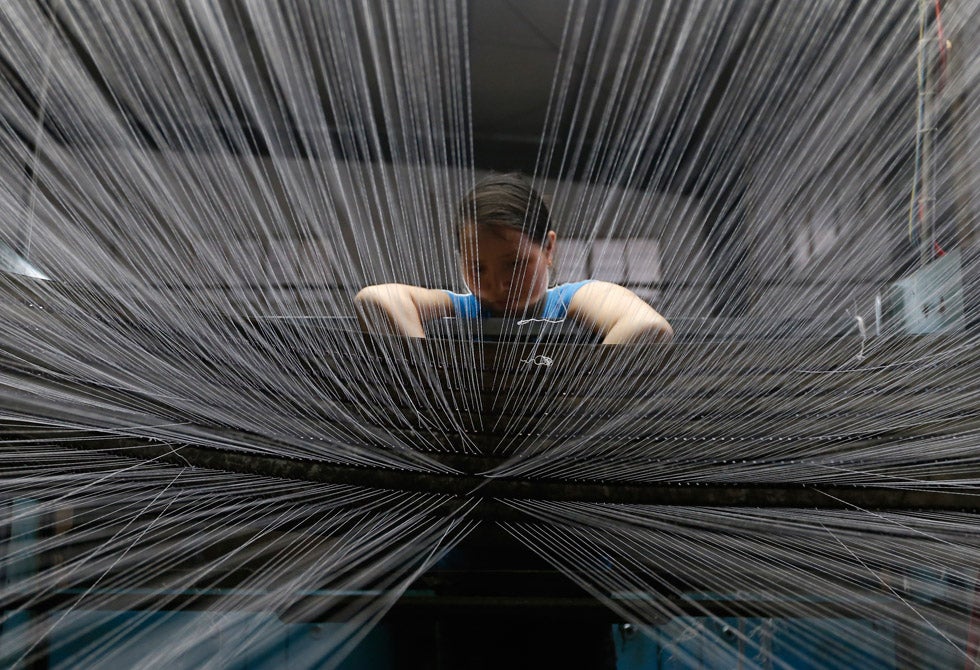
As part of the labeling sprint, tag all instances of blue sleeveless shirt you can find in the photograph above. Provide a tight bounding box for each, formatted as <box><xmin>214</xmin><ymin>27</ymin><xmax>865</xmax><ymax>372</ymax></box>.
<box><xmin>443</xmin><ymin>280</ymin><xmax>592</xmax><ymax>320</ymax></box>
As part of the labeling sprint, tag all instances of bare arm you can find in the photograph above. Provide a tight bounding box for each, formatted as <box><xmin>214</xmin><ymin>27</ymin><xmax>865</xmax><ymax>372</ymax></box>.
<box><xmin>567</xmin><ymin>281</ymin><xmax>673</xmax><ymax>345</ymax></box>
<box><xmin>354</xmin><ymin>284</ymin><xmax>452</xmax><ymax>338</ymax></box>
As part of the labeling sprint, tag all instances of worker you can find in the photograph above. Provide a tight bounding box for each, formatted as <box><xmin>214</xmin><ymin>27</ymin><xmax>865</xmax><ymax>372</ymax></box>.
<box><xmin>355</xmin><ymin>172</ymin><xmax>672</xmax><ymax>344</ymax></box>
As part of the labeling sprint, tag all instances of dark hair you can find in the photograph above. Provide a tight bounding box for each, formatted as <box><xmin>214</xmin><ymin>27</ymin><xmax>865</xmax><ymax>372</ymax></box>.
<box><xmin>456</xmin><ymin>173</ymin><xmax>552</xmax><ymax>245</ymax></box>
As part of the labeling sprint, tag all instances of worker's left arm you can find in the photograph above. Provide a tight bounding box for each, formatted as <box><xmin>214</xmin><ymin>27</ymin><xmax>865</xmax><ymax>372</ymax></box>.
<box><xmin>567</xmin><ymin>281</ymin><xmax>673</xmax><ymax>345</ymax></box>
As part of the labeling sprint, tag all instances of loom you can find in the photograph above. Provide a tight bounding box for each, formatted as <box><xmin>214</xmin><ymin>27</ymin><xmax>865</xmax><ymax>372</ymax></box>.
<box><xmin>2</xmin><ymin>1</ymin><xmax>979</xmax><ymax>668</ymax></box>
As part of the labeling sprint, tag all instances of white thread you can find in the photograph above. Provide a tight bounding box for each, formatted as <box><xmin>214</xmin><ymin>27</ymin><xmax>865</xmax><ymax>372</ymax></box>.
<box><xmin>521</xmin><ymin>355</ymin><xmax>554</xmax><ymax>368</ymax></box>
<box><xmin>844</xmin><ymin>306</ymin><xmax>867</xmax><ymax>362</ymax></box>
<box><xmin>516</xmin><ymin>317</ymin><xmax>566</xmax><ymax>326</ymax></box>
<box><xmin>854</xmin><ymin>315</ymin><xmax>867</xmax><ymax>361</ymax></box>
<box><xmin>169</xmin><ymin>446</ymin><xmax>193</xmax><ymax>468</ymax></box>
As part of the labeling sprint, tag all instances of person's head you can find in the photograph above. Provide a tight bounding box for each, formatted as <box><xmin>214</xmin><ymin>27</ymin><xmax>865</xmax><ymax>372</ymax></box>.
<box><xmin>455</xmin><ymin>173</ymin><xmax>557</xmax><ymax>316</ymax></box>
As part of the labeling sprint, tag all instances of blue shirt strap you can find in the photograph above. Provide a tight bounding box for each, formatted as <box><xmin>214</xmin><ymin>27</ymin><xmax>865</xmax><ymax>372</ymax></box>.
<box><xmin>541</xmin><ymin>280</ymin><xmax>593</xmax><ymax>320</ymax></box>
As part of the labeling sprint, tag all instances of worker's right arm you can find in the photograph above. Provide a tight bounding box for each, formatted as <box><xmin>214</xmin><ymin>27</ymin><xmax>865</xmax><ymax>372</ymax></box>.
<box><xmin>354</xmin><ymin>284</ymin><xmax>453</xmax><ymax>338</ymax></box>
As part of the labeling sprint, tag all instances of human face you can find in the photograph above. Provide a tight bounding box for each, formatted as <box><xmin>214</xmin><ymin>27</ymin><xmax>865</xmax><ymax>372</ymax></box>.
<box><xmin>459</xmin><ymin>223</ymin><xmax>556</xmax><ymax>316</ymax></box>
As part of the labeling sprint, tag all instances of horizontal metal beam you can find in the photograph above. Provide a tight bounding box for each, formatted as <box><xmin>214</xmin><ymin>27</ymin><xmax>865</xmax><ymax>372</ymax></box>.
<box><xmin>24</xmin><ymin>436</ymin><xmax>979</xmax><ymax>513</ymax></box>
